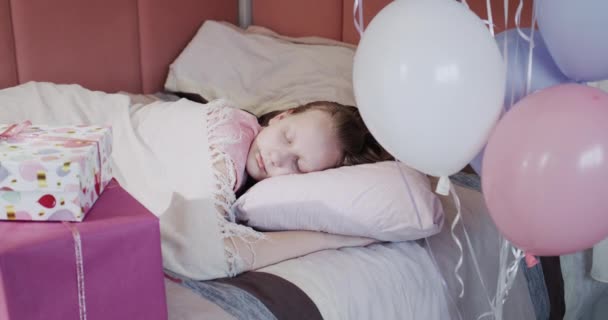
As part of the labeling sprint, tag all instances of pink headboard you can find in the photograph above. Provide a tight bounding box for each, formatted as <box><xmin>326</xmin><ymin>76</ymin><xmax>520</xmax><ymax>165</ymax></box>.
<box><xmin>0</xmin><ymin>0</ymin><xmax>237</xmax><ymax>93</ymax></box>
<box><xmin>252</xmin><ymin>0</ymin><xmax>533</xmax><ymax>44</ymax></box>
<box><xmin>1</xmin><ymin>0</ymin><xmax>532</xmax><ymax>94</ymax></box>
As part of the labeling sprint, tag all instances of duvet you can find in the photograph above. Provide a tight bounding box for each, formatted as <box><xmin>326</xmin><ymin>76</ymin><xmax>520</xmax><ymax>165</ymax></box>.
<box><xmin>0</xmin><ymin>81</ymin><xmax>257</xmax><ymax>280</ymax></box>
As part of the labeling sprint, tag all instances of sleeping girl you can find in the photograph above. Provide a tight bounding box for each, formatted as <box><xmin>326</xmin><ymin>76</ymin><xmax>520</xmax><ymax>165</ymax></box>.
<box><xmin>212</xmin><ymin>100</ymin><xmax>392</xmax><ymax>271</ymax></box>
<box><xmin>216</xmin><ymin>100</ymin><xmax>391</xmax><ymax>193</ymax></box>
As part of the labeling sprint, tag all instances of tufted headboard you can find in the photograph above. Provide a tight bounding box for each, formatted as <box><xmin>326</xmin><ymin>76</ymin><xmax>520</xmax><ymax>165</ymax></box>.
<box><xmin>1</xmin><ymin>0</ymin><xmax>532</xmax><ymax>94</ymax></box>
<box><xmin>0</xmin><ymin>0</ymin><xmax>237</xmax><ymax>93</ymax></box>
<box><xmin>252</xmin><ymin>0</ymin><xmax>533</xmax><ymax>44</ymax></box>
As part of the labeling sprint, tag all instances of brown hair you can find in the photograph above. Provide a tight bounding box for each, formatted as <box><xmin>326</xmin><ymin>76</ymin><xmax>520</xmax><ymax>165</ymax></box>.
<box><xmin>258</xmin><ymin>101</ymin><xmax>393</xmax><ymax>166</ymax></box>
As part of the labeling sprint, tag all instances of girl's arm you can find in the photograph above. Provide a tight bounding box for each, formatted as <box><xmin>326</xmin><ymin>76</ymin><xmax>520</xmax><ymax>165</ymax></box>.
<box><xmin>225</xmin><ymin>231</ymin><xmax>377</xmax><ymax>271</ymax></box>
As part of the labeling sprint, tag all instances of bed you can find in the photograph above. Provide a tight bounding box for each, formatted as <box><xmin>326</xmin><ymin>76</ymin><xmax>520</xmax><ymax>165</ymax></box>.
<box><xmin>0</xmin><ymin>0</ymin><xmax>548</xmax><ymax>319</ymax></box>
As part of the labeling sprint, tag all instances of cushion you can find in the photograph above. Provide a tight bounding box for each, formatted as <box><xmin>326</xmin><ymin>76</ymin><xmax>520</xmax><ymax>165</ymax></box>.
<box><xmin>232</xmin><ymin>161</ymin><xmax>444</xmax><ymax>242</ymax></box>
<box><xmin>164</xmin><ymin>21</ymin><xmax>356</xmax><ymax>116</ymax></box>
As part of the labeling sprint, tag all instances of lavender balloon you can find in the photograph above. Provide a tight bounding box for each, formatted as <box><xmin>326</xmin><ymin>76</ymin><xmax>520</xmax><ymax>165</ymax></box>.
<box><xmin>536</xmin><ymin>0</ymin><xmax>608</xmax><ymax>82</ymax></box>
<box><xmin>470</xmin><ymin>28</ymin><xmax>571</xmax><ymax>174</ymax></box>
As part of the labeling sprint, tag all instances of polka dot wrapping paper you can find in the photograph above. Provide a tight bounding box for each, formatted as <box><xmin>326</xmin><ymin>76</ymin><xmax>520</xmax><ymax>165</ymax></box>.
<box><xmin>0</xmin><ymin>124</ymin><xmax>112</xmax><ymax>222</ymax></box>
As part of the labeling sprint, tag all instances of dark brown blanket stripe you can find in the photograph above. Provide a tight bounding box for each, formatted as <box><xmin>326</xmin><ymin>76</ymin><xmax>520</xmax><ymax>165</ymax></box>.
<box><xmin>540</xmin><ymin>256</ymin><xmax>565</xmax><ymax>320</ymax></box>
<box><xmin>216</xmin><ymin>271</ymin><xmax>323</xmax><ymax>320</ymax></box>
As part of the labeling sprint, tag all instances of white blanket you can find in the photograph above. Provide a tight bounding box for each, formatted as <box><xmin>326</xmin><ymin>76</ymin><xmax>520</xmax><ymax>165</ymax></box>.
<box><xmin>0</xmin><ymin>82</ymin><xmax>249</xmax><ymax>280</ymax></box>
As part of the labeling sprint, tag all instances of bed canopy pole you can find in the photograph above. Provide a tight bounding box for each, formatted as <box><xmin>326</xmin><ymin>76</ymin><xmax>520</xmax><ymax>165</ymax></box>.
<box><xmin>239</xmin><ymin>0</ymin><xmax>252</xmax><ymax>28</ymax></box>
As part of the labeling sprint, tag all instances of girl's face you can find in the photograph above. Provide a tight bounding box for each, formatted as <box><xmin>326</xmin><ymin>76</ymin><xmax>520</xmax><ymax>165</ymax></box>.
<box><xmin>246</xmin><ymin>109</ymin><xmax>343</xmax><ymax>181</ymax></box>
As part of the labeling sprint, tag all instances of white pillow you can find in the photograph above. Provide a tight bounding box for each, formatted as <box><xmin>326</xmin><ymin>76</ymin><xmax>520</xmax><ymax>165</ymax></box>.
<box><xmin>232</xmin><ymin>161</ymin><xmax>444</xmax><ymax>242</ymax></box>
<box><xmin>165</xmin><ymin>21</ymin><xmax>356</xmax><ymax>116</ymax></box>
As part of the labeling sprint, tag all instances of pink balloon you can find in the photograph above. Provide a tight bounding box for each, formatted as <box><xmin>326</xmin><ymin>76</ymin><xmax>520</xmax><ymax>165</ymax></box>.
<box><xmin>482</xmin><ymin>84</ymin><xmax>608</xmax><ymax>256</ymax></box>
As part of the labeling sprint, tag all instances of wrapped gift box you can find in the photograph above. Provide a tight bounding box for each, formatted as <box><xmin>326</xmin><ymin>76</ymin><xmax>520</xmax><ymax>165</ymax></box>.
<box><xmin>0</xmin><ymin>179</ymin><xmax>167</xmax><ymax>320</ymax></box>
<box><xmin>0</xmin><ymin>124</ymin><xmax>112</xmax><ymax>221</ymax></box>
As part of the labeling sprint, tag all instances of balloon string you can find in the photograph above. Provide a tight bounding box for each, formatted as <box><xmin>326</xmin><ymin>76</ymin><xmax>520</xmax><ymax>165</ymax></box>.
<box><xmin>493</xmin><ymin>238</ymin><xmax>525</xmax><ymax>320</ymax></box>
<box><xmin>508</xmin><ymin>3</ymin><xmax>522</xmax><ymax>110</ymax></box>
<box><xmin>501</xmin><ymin>0</ymin><xmax>510</xmax><ymax>112</ymax></box>
<box><xmin>514</xmin><ymin>0</ymin><xmax>539</xmax><ymax>97</ymax></box>
<box><xmin>481</xmin><ymin>20</ymin><xmax>497</xmax><ymax>30</ymax></box>
<box><xmin>449</xmin><ymin>194</ymin><xmax>466</xmax><ymax>298</ymax></box>
<box><xmin>459</xmin><ymin>1</ymin><xmax>495</xmax><ymax>32</ymax></box>
<box><xmin>445</xmin><ymin>180</ymin><xmax>498</xmax><ymax>318</ymax></box>
<box><xmin>485</xmin><ymin>0</ymin><xmax>495</xmax><ymax>36</ymax></box>
<box><xmin>524</xmin><ymin>5</ymin><xmax>537</xmax><ymax>95</ymax></box>
<box><xmin>494</xmin><ymin>236</ymin><xmax>509</xmax><ymax>320</ymax></box>
<box><xmin>456</xmin><ymin>200</ymin><xmax>494</xmax><ymax>310</ymax></box>
<box><xmin>397</xmin><ymin>166</ymin><xmax>495</xmax><ymax>318</ymax></box>
<box><xmin>449</xmin><ymin>185</ymin><xmax>495</xmax><ymax>312</ymax></box>
<box><xmin>353</xmin><ymin>0</ymin><xmax>365</xmax><ymax>38</ymax></box>
<box><xmin>503</xmin><ymin>247</ymin><xmax>525</xmax><ymax>304</ymax></box>
<box><xmin>396</xmin><ymin>162</ymin><xmax>463</xmax><ymax>320</ymax></box>
<box><xmin>514</xmin><ymin>1</ymin><xmax>531</xmax><ymax>42</ymax></box>
<box><xmin>503</xmin><ymin>0</ymin><xmax>509</xmax><ymax>29</ymax></box>
<box><xmin>424</xmin><ymin>237</ymin><xmax>465</xmax><ymax>320</ymax></box>
<box><xmin>448</xmin><ymin>179</ymin><xmax>496</xmax><ymax>312</ymax></box>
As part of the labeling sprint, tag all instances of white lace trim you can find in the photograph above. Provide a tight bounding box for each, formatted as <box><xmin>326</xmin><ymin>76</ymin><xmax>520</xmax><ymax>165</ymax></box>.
<box><xmin>205</xmin><ymin>100</ymin><xmax>264</xmax><ymax>276</ymax></box>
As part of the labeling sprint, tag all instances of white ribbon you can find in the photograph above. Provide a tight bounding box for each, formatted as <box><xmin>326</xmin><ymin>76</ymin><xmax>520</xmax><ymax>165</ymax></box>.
<box><xmin>513</xmin><ymin>0</ymin><xmax>538</xmax><ymax>97</ymax></box>
<box><xmin>396</xmin><ymin>164</ymin><xmax>494</xmax><ymax>319</ymax></box>
<box><xmin>491</xmin><ymin>238</ymin><xmax>525</xmax><ymax>320</ymax></box>
<box><xmin>485</xmin><ymin>0</ymin><xmax>496</xmax><ymax>36</ymax></box>
<box><xmin>449</xmin><ymin>189</ymin><xmax>466</xmax><ymax>298</ymax></box>
<box><xmin>353</xmin><ymin>0</ymin><xmax>365</xmax><ymax>37</ymax></box>
<box><xmin>448</xmin><ymin>182</ymin><xmax>494</xmax><ymax>310</ymax></box>
<box><xmin>62</xmin><ymin>221</ymin><xmax>88</xmax><ymax>320</ymax></box>
<box><xmin>396</xmin><ymin>163</ymin><xmax>463</xmax><ymax>320</ymax></box>
<box><xmin>524</xmin><ymin>5</ymin><xmax>537</xmax><ymax>96</ymax></box>
<box><xmin>502</xmin><ymin>0</ymin><xmax>514</xmax><ymax>110</ymax></box>
<box><xmin>514</xmin><ymin>0</ymin><xmax>530</xmax><ymax>41</ymax></box>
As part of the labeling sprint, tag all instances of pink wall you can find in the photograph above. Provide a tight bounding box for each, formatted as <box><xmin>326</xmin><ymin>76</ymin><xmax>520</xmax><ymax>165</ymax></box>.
<box><xmin>0</xmin><ymin>0</ymin><xmax>237</xmax><ymax>93</ymax></box>
<box><xmin>1</xmin><ymin>0</ymin><xmax>534</xmax><ymax>93</ymax></box>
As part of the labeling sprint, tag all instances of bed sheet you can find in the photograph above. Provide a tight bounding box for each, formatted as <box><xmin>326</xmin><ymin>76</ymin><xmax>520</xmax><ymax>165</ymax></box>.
<box><xmin>165</xmin><ymin>181</ymin><xmax>537</xmax><ymax>320</ymax></box>
<box><xmin>260</xmin><ymin>240</ymin><xmax>450</xmax><ymax>319</ymax></box>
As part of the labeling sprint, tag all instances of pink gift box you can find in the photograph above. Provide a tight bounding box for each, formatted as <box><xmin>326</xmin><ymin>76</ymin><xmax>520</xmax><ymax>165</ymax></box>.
<box><xmin>0</xmin><ymin>179</ymin><xmax>167</xmax><ymax>320</ymax></box>
<box><xmin>0</xmin><ymin>124</ymin><xmax>113</xmax><ymax>222</ymax></box>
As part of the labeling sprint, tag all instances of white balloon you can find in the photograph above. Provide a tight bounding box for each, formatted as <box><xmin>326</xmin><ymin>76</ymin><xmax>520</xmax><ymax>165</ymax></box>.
<box><xmin>353</xmin><ymin>0</ymin><xmax>505</xmax><ymax>177</ymax></box>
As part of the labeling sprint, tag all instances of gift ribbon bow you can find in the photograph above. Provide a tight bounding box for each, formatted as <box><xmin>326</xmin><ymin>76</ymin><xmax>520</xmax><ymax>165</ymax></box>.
<box><xmin>0</xmin><ymin>120</ymin><xmax>32</xmax><ymax>139</ymax></box>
